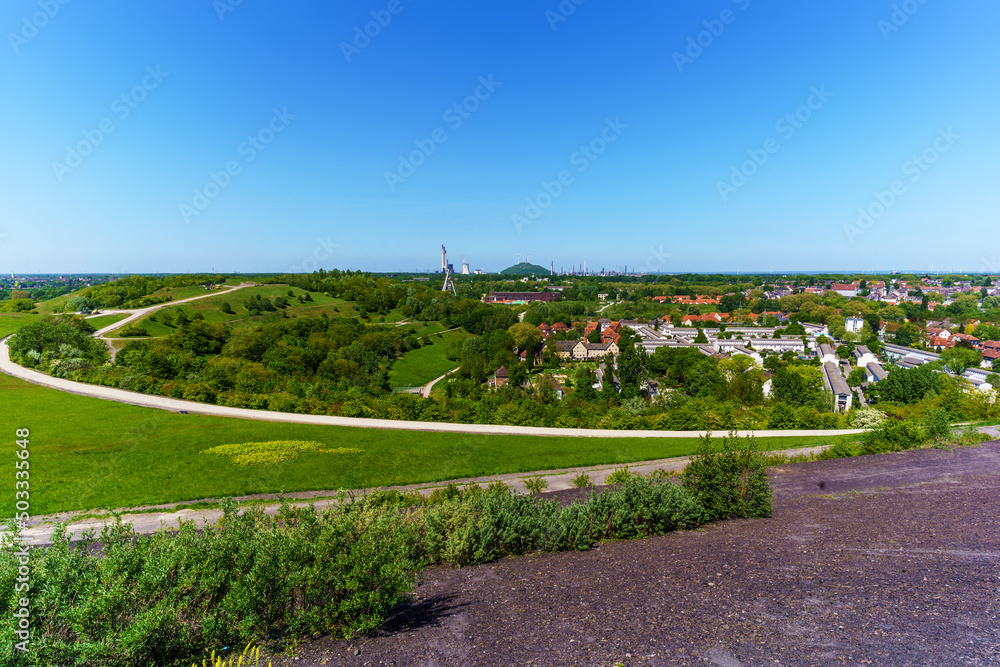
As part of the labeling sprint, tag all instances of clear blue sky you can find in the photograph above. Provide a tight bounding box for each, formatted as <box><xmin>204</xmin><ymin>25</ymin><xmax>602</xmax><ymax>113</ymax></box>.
<box><xmin>2</xmin><ymin>0</ymin><xmax>997</xmax><ymax>274</ymax></box>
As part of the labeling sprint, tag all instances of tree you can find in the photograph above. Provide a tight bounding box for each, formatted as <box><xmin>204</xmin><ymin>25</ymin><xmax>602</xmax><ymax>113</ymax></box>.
<box><xmin>770</xmin><ymin>366</ymin><xmax>823</xmax><ymax>407</ymax></box>
<box><xmin>66</xmin><ymin>295</ymin><xmax>96</xmax><ymax>313</ymax></box>
<box><xmin>574</xmin><ymin>366</ymin><xmax>597</xmax><ymax>400</ymax></box>
<box><xmin>973</xmin><ymin>323</ymin><xmax>1000</xmax><ymax>342</ymax></box>
<box><xmin>220</xmin><ymin>301</ymin><xmax>234</xmax><ymax>314</ymax></box>
<box><xmin>693</xmin><ymin>328</ymin><xmax>708</xmax><ymax>344</ymax></box>
<box><xmin>586</xmin><ymin>328</ymin><xmax>602</xmax><ymax>344</ymax></box>
<box><xmin>507</xmin><ymin>363</ymin><xmax>528</xmax><ymax>389</ymax></box>
<box><xmin>615</xmin><ymin>339</ymin><xmax>648</xmax><ymax>400</ymax></box>
<box><xmin>767</xmin><ymin>402</ymin><xmax>798</xmax><ymax>429</ymax></box>
<box><xmin>847</xmin><ymin>368</ymin><xmax>867</xmax><ymax>387</ymax></box>
<box><xmin>940</xmin><ymin>346</ymin><xmax>981</xmax><ymax>375</ymax></box>
<box><xmin>508</xmin><ymin>322</ymin><xmax>542</xmax><ymax>355</ymax></box>
<box><xmin>718</xmin><ymin>293</ymin><xmax>747</xmax><ymax>313</ymax></box>
<box><xmin>868</xmin><ymin>365</ymin><xmax>941</xmax><ymax>404</ymax></box>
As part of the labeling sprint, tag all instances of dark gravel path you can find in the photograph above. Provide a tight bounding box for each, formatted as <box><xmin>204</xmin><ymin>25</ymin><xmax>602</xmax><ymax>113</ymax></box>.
<box><xmin>262</xmin><ymin>442</ymin><xmax>1000</xmax><ymax>666</ymax></box>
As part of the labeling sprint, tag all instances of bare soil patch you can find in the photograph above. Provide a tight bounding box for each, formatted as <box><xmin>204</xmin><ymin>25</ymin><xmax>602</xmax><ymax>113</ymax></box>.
<box><xmin>259</xmin><ymin>442</ymin><xmax>1000</xmax><ymax>666</ymax></box>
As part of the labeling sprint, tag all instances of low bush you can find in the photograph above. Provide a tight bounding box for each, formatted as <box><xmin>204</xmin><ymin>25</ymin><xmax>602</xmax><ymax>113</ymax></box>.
<box><xmin>0</xmin><ymin>498</ymin><xmax>419</xmax><ymax>667</ymax></box>
<box><xmin>921</xmin><ymin>408</ymin><xmax>951</xmax><ymax>441</ymax></box>
<box><xmin>523</xmin><ymin>475</ymin><xmax>548</xmax><ymax>494</ymax></box>
<box><xmin>681</xmin><ymin>431</ymin><xmax>772</xmax><ymax>520</ymax></box>
<box><xmin>407</xmin><ymin>476</ymin><xmax>708</xmax><ymax>568</ymax></box>
<box><xmin>572</xmin><ymin>472</ymin><xmax>592</xmax><ymax>488</ymax></box>
<box><xmin>605</xmin><ymin>466</ymin><xmax>633</xmax><ymax>484</ymax></box>
<box><xmin>860</xmin><ymin>419</ymin><xmax>925</xmax><ymax>454</ymax></box>
<box><xmin>818</xmin><ymin>440</ymin><xmax>864</xmax><ymax>459</ymax></box>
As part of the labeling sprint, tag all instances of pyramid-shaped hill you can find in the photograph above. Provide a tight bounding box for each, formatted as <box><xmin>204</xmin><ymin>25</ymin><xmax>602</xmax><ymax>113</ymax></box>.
<box><xmin>499</xmin><ymin>262</ymin><xmax>549</xmax><ymax>276</ymax></box>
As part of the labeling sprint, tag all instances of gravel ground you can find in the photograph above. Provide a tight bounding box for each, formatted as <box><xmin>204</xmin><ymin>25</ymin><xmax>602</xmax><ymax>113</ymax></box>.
<box><xmin>256</xmin><ymin>442</ymin><xmax>1000</xmax><ymax>666</ymax></box>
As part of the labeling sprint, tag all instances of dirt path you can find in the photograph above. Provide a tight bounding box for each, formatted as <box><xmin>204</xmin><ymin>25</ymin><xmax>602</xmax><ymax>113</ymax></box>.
<box><xmin>421</xmin><ymin>366</ymin><xmax>460</xmax><ymax>397</ymax></box>
<box><xmin>9</xmin><ymin>444</ymin><xmax>836</xmax><ymax>546</ymax></box>
<box><xmin>91</xmin><ymin>282</ymin><xmax>252</xmax><ymax>338</ymax></box>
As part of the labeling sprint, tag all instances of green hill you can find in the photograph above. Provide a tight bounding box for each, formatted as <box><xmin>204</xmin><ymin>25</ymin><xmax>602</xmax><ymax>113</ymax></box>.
<box><xmin>499</xmin><ymin>262</ymin><xmax>550</xmax><ymax>276</ymax></box>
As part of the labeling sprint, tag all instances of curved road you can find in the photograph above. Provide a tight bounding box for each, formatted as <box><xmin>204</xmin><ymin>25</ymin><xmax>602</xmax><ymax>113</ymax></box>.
<box><xmin>0</xmin><ymin>336</ymin><xmax>861</xmax><ymax>437</ymax></box>
<box><xmin>2</xmin><ymin>288</ymin><xmax>864</xmax><ymax>438</ymax></box>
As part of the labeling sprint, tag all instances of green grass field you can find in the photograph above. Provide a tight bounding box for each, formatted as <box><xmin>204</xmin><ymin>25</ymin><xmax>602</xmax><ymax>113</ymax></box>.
<box><xmin>0</xmin><ymin>312</ymin><xmax>39</xmax><ymax>338</ymax></box>
<box><xmin>84</xmin><ymin>313</ymin><xmax>129</xmax><ymax>330</ymax></box>
<box><xmin>388</xmin><ymin>331</ymin><xmax>466</xmax><ymax>388</ymax></box>
<box><xmin>0</xmin><ymin>369</ymin><xmax>856</xmax><ymax>517</ymax></box>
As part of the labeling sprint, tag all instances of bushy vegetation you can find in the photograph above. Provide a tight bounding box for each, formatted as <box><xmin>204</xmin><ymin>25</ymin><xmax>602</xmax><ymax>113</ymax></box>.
<box><xmin>6</xmin><ymin>315</ymin><xmax>108</xmax><ymax>377</ymax></box>
<box><xmin>3</xmin><ymin>458</ymin><xmax>769</xmax><ymax>666</ymax></box>
<box><xmin>82</xmin><ymin>274</ymin><xmax>227</xmax><ymax>309</ymax></box>
<box><xmin>681</xmin><ymin>432</ymin><xmax>773</xmax><ymax>520</ymax></box>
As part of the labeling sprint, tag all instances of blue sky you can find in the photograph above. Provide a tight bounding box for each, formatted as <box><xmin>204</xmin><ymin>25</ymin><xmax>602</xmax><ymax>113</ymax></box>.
<box><xmin>1</xmin><ymin>0</ymin><xmax>997</xmax><ymax>274</ymax></box>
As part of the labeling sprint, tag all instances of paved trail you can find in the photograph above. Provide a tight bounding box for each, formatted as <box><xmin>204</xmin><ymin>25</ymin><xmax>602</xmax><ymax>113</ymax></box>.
<box><xmin>0</xmin><ymin>343</ymin><xmax>862</xmax><ymax>439</ymax></box>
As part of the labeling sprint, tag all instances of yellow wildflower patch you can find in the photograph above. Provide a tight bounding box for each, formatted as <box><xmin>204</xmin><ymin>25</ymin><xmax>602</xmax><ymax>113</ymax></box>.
<box><xmin>201</xmin><ymin>440</ymin><xmax>362</xmax><ymax>467</ymax></box>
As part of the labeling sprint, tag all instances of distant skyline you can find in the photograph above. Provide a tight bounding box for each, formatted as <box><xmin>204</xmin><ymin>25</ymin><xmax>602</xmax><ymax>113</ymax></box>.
<box><xmin>2</xmin><ymin>1</ymin><xmax>998</xmax><ymax>275</ymax></box>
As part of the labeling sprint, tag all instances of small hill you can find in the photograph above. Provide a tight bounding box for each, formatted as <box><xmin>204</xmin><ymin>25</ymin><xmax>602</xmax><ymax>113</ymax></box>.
<box><xmin>500</xmin><ymin>262</ymin><xmax>550</xmax><ymax>276</ymax></box>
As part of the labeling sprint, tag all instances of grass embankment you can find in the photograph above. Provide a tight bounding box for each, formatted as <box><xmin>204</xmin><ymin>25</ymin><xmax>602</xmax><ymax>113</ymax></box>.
<box><xmin>388</xmin><ymin>330</ymin><xmax>466</xmax><ymax>388</ymax></box>
<box><xmin>0</xmin><ymin>371</ymin><xmax>853</xmax><ymax>516</ymax></box>
<box><xmin>84</xmin><ymin>313</ymin><xmax>129</xmax><ymax>330</ymax></box>
<box><xmin>104</xmin><ymin>285</ymin><xmax>380</xmax><ymax>337</ymax></box>
<box><xmin>0</xmin><ymin>313</ymin><xmax>38</xmax><ymax>338</ymax></box>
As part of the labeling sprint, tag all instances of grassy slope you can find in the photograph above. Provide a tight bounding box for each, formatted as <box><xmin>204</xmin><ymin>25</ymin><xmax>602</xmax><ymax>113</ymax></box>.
<box><xmin>102</xmin><ymin>285</ymin><xmax>347</xmax><ymax>336</ymax></box>
<box><xmin>388</xmin><ymin>331</ymin><xmax>465</xmax><ymax>387</ymax></box>
<box><xmin>84</xmin><ymin>313</ymin><xmax>129</xmax><ymax>330</ymax></box>
<box><xmin>0</xmin><ymin>313</ymin><xmax>39</xmax><ymax>338</ymax></box>
<box><xmin>0</xmin><ymin>371</ymin><xmax>854</xmax><ymax>516</ymax></box>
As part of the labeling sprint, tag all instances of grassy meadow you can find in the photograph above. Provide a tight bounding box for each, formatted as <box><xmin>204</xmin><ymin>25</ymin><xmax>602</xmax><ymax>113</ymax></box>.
<box><xmin>0</xmin><ymin>369</ymin><xmax>855</xmax><ymax>517</ymax></box>
<box><xmin>388</xmin><ymin>330</ymin><xmax>466</xmax><ymax>387</ymax></box>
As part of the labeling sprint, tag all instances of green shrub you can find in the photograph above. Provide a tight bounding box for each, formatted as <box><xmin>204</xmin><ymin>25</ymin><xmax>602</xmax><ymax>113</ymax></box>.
<box><xmin>921</xmin><ymin>408</ymin><xmax>951</xmax><ymax>441</ymax></box>
<box><xmin>523</xmin><ymin>475</ymin><xmax>548</xmax><ymax>494</ymax></box>
<box><xmin>681</xmin><ymin>432</ymin><xmax>773</xmax><ymax>520</ymax></box>
<box><xmin>605</xmin><ymin>466</ymin><xmax>633</xmax><ymax>484</ymax></box>
<box><xmin>0</xmin><ymin>498</ymin><xmax>419</xmax><ymax>667</ymax></box>
<box><xmin>572</xmin><ymin>472</ymin><xmax>592</xmax><ymax>488</ymax></box>
<box><xmin>860</xmin><ymin>419</ymin><xmax>925</xmax><ymax>454</ymax></box>
<box><xmin>408</xmin><ymin>477</ymin><xmax>708</xmax><ymax>568</ymax></box>
<box><xmin>819</xmin><ymin>440</ymin><xmax>864</xmax><ymax>459</ymax></box>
